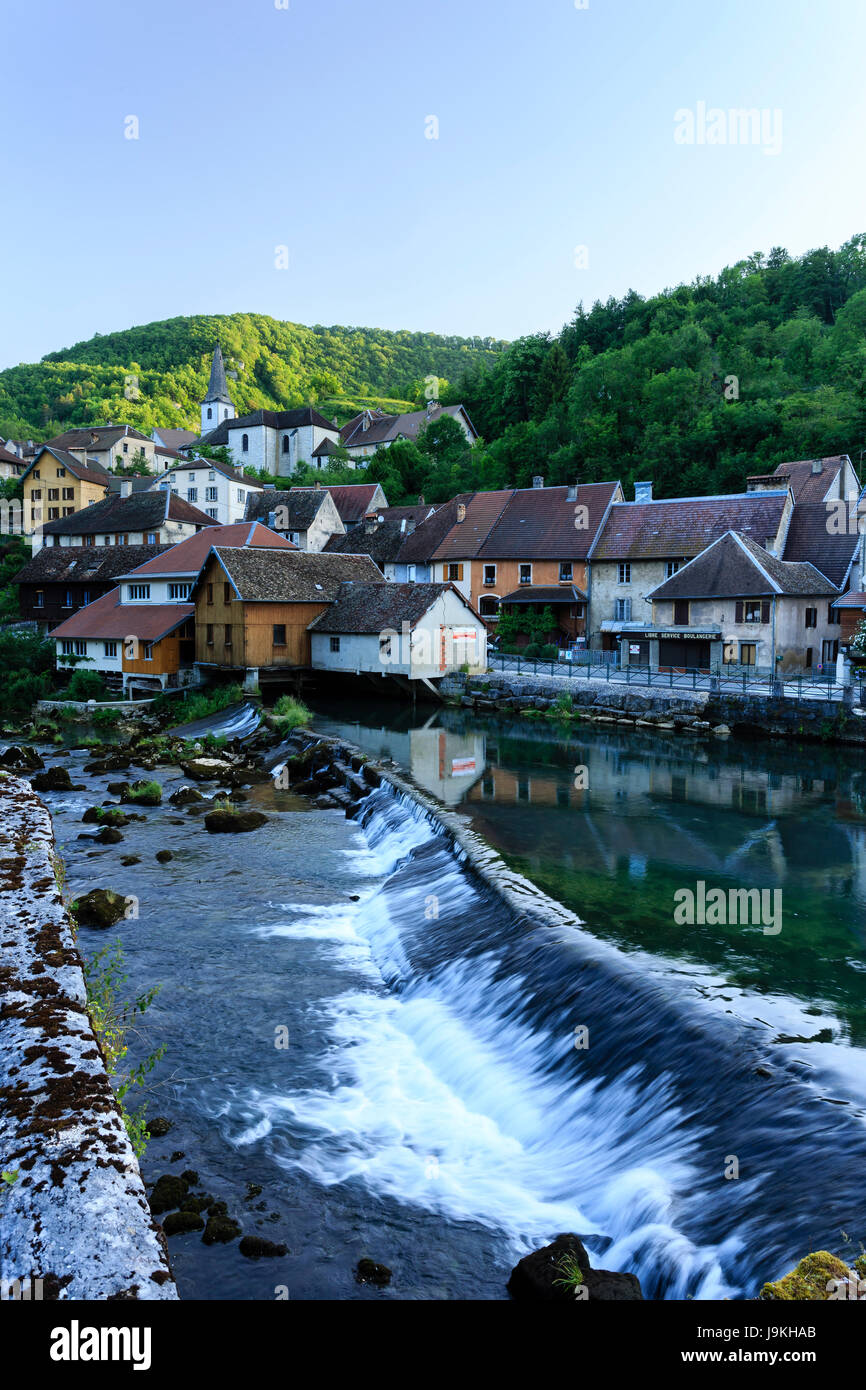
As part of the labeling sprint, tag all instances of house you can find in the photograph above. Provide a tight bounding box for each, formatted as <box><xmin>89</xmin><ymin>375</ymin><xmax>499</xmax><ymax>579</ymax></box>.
<box><xmin>473</xmin><ymin>478</ymin><xmax>623</xmax><ymax>640</ymax></box>
<box><xmin>309</xmin><ymin>582</ymin><xmax>488</xmax><ymax>681</ymax></box>
<box><xmin>643</xmin><ymin>530</ymin><xmax>841</xmax><ymax>672</ymax></box>
<box><xmin>243</xmin><ymin>487</ymin><xmax>345</xmax><ymax>550</ymax></box>
<box><xmin>13</xmin><ymin>543</ymin><xmax>169</xmax><ymax>632</ymax></box>
<box><xmin>19</xmin><ymin>446</ymin><xmax>110</xmax><ymax>535</ymax></box>
<box><xmin>0</xmin><ymin>445</ymin><xmax>25</xmax><ymax>480</ymax></box>
<box><xmin>151</xmin><ymin>427</ymin><xmax>198</xmax><ymax>453</ymax></box>
<box><xmin>588</xmin><ymin>482</ymin><xmax>795</xmax><ymax>651</ymax></box>
<box><xmin>192</xmin><ymin>547</ymin><xmax>384</xmax><ymax>680</ymax></box>
<box><xmin>752</xmin><ymin>454</ymin><xmax>859</xmax><ymax>505</ymax></box>
<box><xmin>33</xmin><ymin>486</ymin><xmax>217</xmax><ymax>553</ymax></box>
<box><xmin>43</xmin><ymin>425</ymin><xmax>157</xmax><ymax>473</ymax></box>
<box><xmin>340</xmin><ymin>402</ymin><xmax>477</xmax><ymax>462</ymax></box>
<box><xmin>402</xmin><ymin>490</ymin><xmax>515</xmax><ymax>602</ymax></box>
<box><xmin>150</xmin><ymin>457</ymin><xmax>264</xmax><ymax>524</ymax></box>
<box><xmin>48</xmin><ymin>521</ymin><xmax>295</xmax><ymax>695</ymax></box>
<box><xmin>324</xmin><ymin>514</ymin><xmax>419</xmax><ymax>575</ymax></box>
<box><xmin>325</xmin><ymin>483</ymin><xmax>389</xmax><ymax>528</ymax></box>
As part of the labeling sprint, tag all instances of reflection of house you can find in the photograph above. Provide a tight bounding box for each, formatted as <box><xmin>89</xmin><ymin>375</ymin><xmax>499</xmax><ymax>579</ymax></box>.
<box><xmin>244</xmin><ymin>487</ymin><xmax>344</xmax><ymax>550</ymax></box>
<box><xmin>407</xmin><ymin>727</ymin><xmax>486</xmax><ymax>804</ymax></box>
<box><xmin>643</xmin><ymin>531</ymin><xmax>840</xmax><ymax>672</ymax></box>
<box><xmin>309</xmin><ymin>582</ymin><xmax>487</xmax><ymax>682</ymax></box>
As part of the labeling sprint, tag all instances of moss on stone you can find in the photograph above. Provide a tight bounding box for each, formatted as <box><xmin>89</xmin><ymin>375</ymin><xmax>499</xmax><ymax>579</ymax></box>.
<box><xmin>759</xmin><ymin>1251</ymin><xmax>851</xmax><ymax>1300</ymax></box>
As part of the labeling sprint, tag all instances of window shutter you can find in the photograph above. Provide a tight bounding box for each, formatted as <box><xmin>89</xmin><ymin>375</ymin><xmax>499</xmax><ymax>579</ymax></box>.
<box><xmin>761</xmin><ymin>600</ymin><xmax>770</xmax><ymax>624</ymax></box>
<box><xmin>457</xmin><ymin>564</ymin><xmax>463</xmax><ymax>581</ymax></box>
<box><xmin>735</xmin><ymin>600</ymin><xmax>743</xmax><ymax>623</ymax></box>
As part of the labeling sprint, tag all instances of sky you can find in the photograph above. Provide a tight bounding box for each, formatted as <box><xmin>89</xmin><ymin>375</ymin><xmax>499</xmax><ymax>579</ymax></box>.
<box><xmin>2</xmin><ymin>0</ymin><xmax>866</xmax><ymax>368</ymax></box>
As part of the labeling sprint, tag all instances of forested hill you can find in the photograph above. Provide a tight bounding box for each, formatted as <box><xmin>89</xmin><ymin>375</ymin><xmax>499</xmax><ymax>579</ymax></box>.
<box><xmin>449</xmin><ymin>234</ymin><xmax>866</xmax><ymax>500</ymax></box>
<box><xmin>0</xmin><ymin>313</ymin><xmax>507</xmax><ymax>440</ymax></box>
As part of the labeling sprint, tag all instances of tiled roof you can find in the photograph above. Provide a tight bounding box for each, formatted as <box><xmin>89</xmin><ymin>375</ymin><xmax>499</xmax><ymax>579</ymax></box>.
<box><xmin>50</xmin><ymin>589</ymin><xmax>193</xmax><ymax>641</ymax></box>
<box><xmin>478</xmin><ymin>482</ymin><xmax>621</xmax><ymax>561</ymax></box>
<box><xmin>432</xmin><ymin>491</ymin><xmax>514</xmax><ymax>562</ymax></box>
<box><xmin>244</xmin><ymin>489</ymin><xmax>330</xmax><ymax>530</ymax></box>
<box><xmin>393</xmin><ymin>501</ymin><xmax>463</xmax><ymax>565</ymax></box>
<box><xmin>833</xmin><ymin>590</ymin><xmax>866</xmax><ymax>609</ymax></box>
<box><xmin>324</xmin><ymin>518</ymin><xmax>412</xmax><ymax>565</ymax></box>
<box><xmin>501</xmin><ymin>583</ymin><xmax>587</xmax><ymax>604</ymax></box>
<box><xmin>647</xmin><ymin>531</ymin><xmax>837</xmax><ymax>600</ymax></box>
<box><xmin>122</xmin><ymin>522</ymin><xmax>296</xmax><ymax>578</ymax></box>
<box><xmin>39</xmin><ymin>490</ymin><xmax>217</xmax><ymax>536</ymax></box>
<box><xmin>13</xmin><ymin>544</ymin><xmax>169</xmax><ymax>585</ymax></box>
<box><xmin>159</xmin><ymin>455</ymin><xmax>260</xmax><ymax>486</ymax></box>
<box><xmin>340</xmin><ymin>404</ymin><xmax>475</xmax><ymax>450</ymax></box>
<box><xmin>326</xmin><ymin>484</ymin><xmax>386</xmax><ymax>525</ymax></box>
<box><xmin>206</xmin><ymin>547</ymin><xmax>384</xmax><ymax>602</ymax></box>
<box><xmin>770</xmin><ymin>456</ymin><xmax>847</xmax><ymax>504</ymax></box>
<box><xmin>45</xmin><ymin>425</ymin><xmax>152</xmax><ymax>452</ymax></box>
<box><xmin>22</xmin><ymin>446</ymin><xmax>111</xmax><ymax>489</ymax></box>
<box><xmin>153</xmin><ymin>428</ymin><xmax>198</xmax><ymax>451</ymax></box>
<box><xmin>309</xmin><ymin>582</ymin><xmax>456</xmax><ymax>634</ymax></box>
<box><xmin>782</xmin><ymin>502</ymin><xmax>860</xmax><ymax>587</ymax></box>
<box><xmin>591</xmin><ymin>492</ymin><xmax>789</xmax><ymax>561</ymax></box>
<box><xmin>106</xmin><ymin>475</ymin><xmax>154</xmax><ymax>494</ymax></box>
<box><xmin>199</xmin><ymin>406</ymin><xmax>338</xmax><ymax>446</ymax></box>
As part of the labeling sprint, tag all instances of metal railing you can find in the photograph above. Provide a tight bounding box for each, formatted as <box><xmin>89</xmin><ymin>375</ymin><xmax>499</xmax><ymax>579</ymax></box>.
<box><xmin>487</xmin><ymin>652</ymin><xmax>860</xmax><ymax>702</ymax></box>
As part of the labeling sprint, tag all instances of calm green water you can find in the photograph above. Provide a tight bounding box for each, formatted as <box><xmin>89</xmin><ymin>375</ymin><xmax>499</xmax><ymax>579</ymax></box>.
<box><xmin>311</xmin><ymin>694</ymin><xmax>866</xmax><ymax>1099</ymax></box>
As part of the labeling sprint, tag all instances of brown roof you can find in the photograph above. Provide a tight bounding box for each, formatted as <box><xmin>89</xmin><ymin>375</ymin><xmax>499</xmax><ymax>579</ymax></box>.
<box><xmin>782</xmin><ymin>502</ymin><xmax>860</xmax><ymax>587</ymax></box>
<box><xmin>309</xmin><ymin>582</ymin><xmax>461</xmax><ymax>634</ymax></box>
<box><xmin>770</xmin><ymin>456</ymin><xmax>848</xmax><ymax>504</ymax></box>
<box><xmin>0</xmin><ymin>446</ymin><xmax>23</xmax><ymax>467</ymax></box>
<box><xmin>205</xmin><ymin>547</ymin><xmax>384</xmax><ymax>602</ymax></box>
<box><xmin>394</xmin><ymin>501</ymin><xmax>464</xmax><ymax>565</ymax></box>
<box><xmin>591</xmin><ymin>492</ymin><xmax>789</xmax><ymax>561</ymax></box>
<box><xmin>833</xmin><ymin>590</ymin><xmax>866</xmax><ymax>609</ymax></box>
<box><xmin>50</xmin><ymin>589</ymin><xmax>193</xmax><ymax>641</ymax></box>
<box><xmin>326</xmin><ymin>484</ymin><xmax>386</xmax><ymax>525</ymax></box>
<box><xmin>478</xmin><ymin>482</ymin><xmax>620</xmax><ymax>561</ymax></box>
<box><xmin>153</xmin><ymin>428</ymin><xmax>198</xmax><ymax>451</ymax></box>
<box><xmin>123</xmin><ymin>522</ymin><xmax>296</xmax><ymax>578</ymax></box>
<box><xmin>45</xmin><ymin>425</ymin><xmax>151</xmax><ymax>453</ymax></box>
<box><xmin>324</xmin><ymin>518</ymin><xmax>412</xmax><ymax>565</ymax></box>
<box><xmin>431</xmin><ymin>491</ymin><xmax>514</xmax><ymax>562</ymax></box>
<box><xmin>23</xmin><ymin>446</ymin><xmax>111</xmax><ymax>490</ymax></box>
<box><xmin>39</xmin><ymin>490</ymin><xmax>217</xmax><ymax>537</ymax></box>
<box><xmin>13</xmin><ymin>544</ymin><xmax>170</xmax><ymax>586</ymax></box>
<box><xmin>647</xmin><ymin>531</ymin><xmax>837</xmax><ymax>600</ymax></box>
<box><xmin>501</xmin><ymin>583</ymin><xmax>587</xmax><ymax>604</ymax></box>
<box><xmin>244</xmin><ymin>489</ymin><xmax>331</xmax><ymax>530</ymax></box>
<box><xmin>340</xmin><ymin>404</ymin><xmax>476</xmax><ymax>450</ymax></box>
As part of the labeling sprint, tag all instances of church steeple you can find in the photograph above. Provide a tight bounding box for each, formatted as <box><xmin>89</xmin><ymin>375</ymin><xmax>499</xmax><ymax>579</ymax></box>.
<box><xmin>201</xmin><ymin>344</ymin><xmax>235</xmax><ymax>433</ymax></box>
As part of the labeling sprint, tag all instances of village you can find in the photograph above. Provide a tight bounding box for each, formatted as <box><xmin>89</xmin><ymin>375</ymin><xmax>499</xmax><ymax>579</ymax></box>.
<box><xmin>1</xmin><ymin>346</ymin><xmax>866</xmax><ymax>703</ymax></box>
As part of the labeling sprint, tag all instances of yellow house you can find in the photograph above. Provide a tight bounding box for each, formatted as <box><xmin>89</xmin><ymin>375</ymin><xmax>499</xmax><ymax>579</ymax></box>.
<box><xmin>20</xmin><ymin>445</ymin><xmax>109</xmax><ymax>535</ymax></box>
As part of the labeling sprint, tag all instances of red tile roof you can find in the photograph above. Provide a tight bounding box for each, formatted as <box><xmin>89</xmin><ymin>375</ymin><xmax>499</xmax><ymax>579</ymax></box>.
<box><xmin>478</xmin><ymin>482</ymin><xmax>621</xmax><ymax>561</ymax></box>
<box><xmin>591</xmin><ymin>492</ymin><xmax>789</xmax><ymax>561</ymax></box>
<box><xmin>432</xmin><ymin>491</ymin><xmax>514</xmax><ymax>561</ymax></box>
<box><xmin>770</xmin><ymin>456</ymin><xmax>848</xmax><ymax>504</ymax></box>
<box><xmin>118</xmin><ymin>522</ymin><xmax>295</xmax><ymax>578</ymax></box>
<box><xmin>50</xmin><ymin>589</ymin><xmax>193</xmax><ymax>641</ymax></box>
<box><xmin>325</xmin><ymin>484</ymin><xmax>385</xmax><ymax>525</ymax></box>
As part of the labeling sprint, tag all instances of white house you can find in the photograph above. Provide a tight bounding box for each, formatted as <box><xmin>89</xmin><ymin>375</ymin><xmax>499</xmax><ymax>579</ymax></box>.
<box><xmin>150</xmin><ymin>458</ymin><xmax>264</xmax><ymax>525</ymax></box>
<box><xmin>309</xmin><ymin>581</ymin><xmax>487</xmax><ymax>681</ymax></box>
<box><xmin>340</xmin><ymin>402</ymin><xmax>477</xmax><ymax>462</ymax></box>
<box><xmin>244</xmin><ymin>487</ymin><xmax>345</xmax><ymax>551</ymax></box>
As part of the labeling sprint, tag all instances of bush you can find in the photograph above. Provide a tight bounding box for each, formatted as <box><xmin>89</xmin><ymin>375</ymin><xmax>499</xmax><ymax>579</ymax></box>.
<box><xmin>127</xmin><ymin>780</ymin><xmax>162</xmax><ymax>803</ymax></box>
<box><xmin>271</xmin><ymin>695</ymin><xmax>312</xmax><ymax>729</ymax></box>
<box><xmin>67</xmin><ymin>668</ymin><xmax>108</xmax><ymax>702</ymax></box>
<box><xmin>540</xmin><ymin>643</ymin><xmax>559</xmax><ymax>660</ymax></box>
<box><xmin>155</xmin><ymin>683</ymin><xmax>245</xmax><ymax>724</ymax></box>
<box><xmin>0</xmin><ymin>628</ymin><xmax>56</xmax><ymax>716</ymax></box>
<box><xmin>523</xmin><ymin>643</ymin><xmax>542</xmax><ymax>660</ymax></box>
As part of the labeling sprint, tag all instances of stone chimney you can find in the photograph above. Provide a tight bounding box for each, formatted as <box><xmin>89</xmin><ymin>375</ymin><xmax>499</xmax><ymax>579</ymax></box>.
<box><xmin>811</xmin><ymin>459</ymin><xmax>824</xmax><ymax>475</ymax></box>
<box><xmin>120</xmin><ymin>478</ymin><xmax>132</xmax><ymax>498</ymax></box>
<box><xmin>456</xmin><ymin>502</ymin><xmax>466</xmax><ymax>523</ymax></box>
<box><xmin>566</xmin><ymin>482</ymin><xmax>578</xmax><ymax>502</ymax></box>
<box><xmin>634</xmin><ymin>481</ymin><xmax>653</xmax><ymax>503</ymax></box>
<box><xmin>267</xmin><ymin>509</ymin><xmax>277</xmax><ymax>530</ymax></box>
<box><xmin>532</xmin><ymin>475</ymin><xmax>544</xmax><ymax>489</ymax></box>
<box><xmin>417</xmin><ymin>494</ymin><xmax>425</xmax><ymax>505</ymax></box>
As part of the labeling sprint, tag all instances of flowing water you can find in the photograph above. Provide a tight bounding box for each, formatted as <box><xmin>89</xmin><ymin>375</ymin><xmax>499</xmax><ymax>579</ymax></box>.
<box><xmin>14</xmin><ymin>694</ymin><xmax>866</xmax><ymax>1299</ymax></box>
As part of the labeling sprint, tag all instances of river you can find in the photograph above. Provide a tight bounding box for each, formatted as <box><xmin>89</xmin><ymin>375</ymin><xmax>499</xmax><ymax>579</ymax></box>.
<box><xmin>24</xmin><ymin>694</ymin><xmax>866</xmax><ymax>1300</ymax></box>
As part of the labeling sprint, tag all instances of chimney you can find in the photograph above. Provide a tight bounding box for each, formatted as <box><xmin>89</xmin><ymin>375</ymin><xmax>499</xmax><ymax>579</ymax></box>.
<box><xmin>264</xmin><ymin>482</ymin><xmax>275</xmax><ymax>491</ymax></box>
<box><xmin>364</xmin><ymin>515</ymin><xmax>378</xmax><ymax>534</ymax></box>
<box><xmin>456</xmin><ymin>502</ymin><xmax>466</xmax><ymax>523</ymax></box>
<box><xmin>267</xmin><ymin>509</ymin><xmax>277</xmax><ymax>529</ymax></box>
<box><xmin>811</xmin><ymin>459</ymin><xmax>824</xmax><ymax>475</ymax></box>
<box><xmin>120</xmin><ymin>478</ymin><xmax>132</xmax><ymax>498</ymax></box>
<box><xmin>532</xmin><ymin>475</ymin><xmax>544</xmax><ymax>489</ymax></box>
<box><xmin>634</xmin><ymin>481</ymin><xmax>653</xmax><ymax>503</ymax></box>
<box><xmin>417</xmin><ymin>494</ymin><xmax>424</xmax><ymax>505</ymax></box>
<box><xmin>566</xmin><ymin>482</ymin><xmax>578</xmax><ymax>502</ymax></box>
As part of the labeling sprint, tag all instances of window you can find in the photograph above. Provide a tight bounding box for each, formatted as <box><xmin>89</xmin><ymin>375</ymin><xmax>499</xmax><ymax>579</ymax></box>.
<box><xmin>104</xmin><ymin>641</ymin><xmax>117</xmax><ymax>658</ymax></box>
<box><xmin>223</xmin><ymin>582</ymin><xmax>231</xmax><ymax>604</ymax></box>
<box><xmin>479</xmin><ymin>596</ymin><xmax>500</xmax><ymax>617</ymax></box>
<box><xmin>187</xmin><ymin>487</ymin><xmax>198</xmax><ymax>502</ymax></box>
<box><xmin>63</xmin><ymin>589</ymin><xmax>73</xmax><ymax>607</ymax></box>
<box><xmin>483</xmin><ymin>564</ymin><xmax>497</xmax><ymax>585</ymax></box>
<box><xmin>665</xmin><ymin>559</ymin><xmax>681</xmax><ymax>578</ymax></box>
<box><xmin>206</xmin><ymin>624</ymin><xmax>214</xmax><ymax>645</ymax></box>
<box><xmin>330</xmin><ymin>636</ymin><xmax>340</xmax><ymax>652</ymax></box>
<box><xmin>143</xmin><ymin>642</ymin><xmax>154</xmax><ymax>661</ymax></box>
<box><xmin>48</xmin><ymin>507</ymin><xmax>59</xmax><ymax>519</ymax></box>
<box><xmin>61</xmin><ymin>639</ymin><xmax>87</xmax><ymax>657</ymax></box>
<box><xmin>822</xmin><ymin>639</ymin><xmax>839</xmax><ymax>663</ymax></box>
<box><xmin>407</xmin><ymin>564</ymin><xmax>416</xmax><ymax>582</ymax></box>
<box><xmin>146</xmin><ymin>532</ymin><xmax>158</xmax><ymax>545</ymax></box>
<box><xmin>519</xmin><ymin>564</ymin><xmax>532</xmax><ymax>585</ymax></box>
<box><xmin>805</xmin><ymin>646</ymin><xmax>813</xmax><ymax>668</ymax></box>
<box><xmin>84</xmin><ymin>535</ymin><xmax>95</xmax><ymax>547</ymax></box>
<box><xmin>237</xmin><ymin>488</ymin><xmax>244</xmax><ymax>503</ymax></box>
<box><xmin>62</xmin><ymin>487</ymin><xmax>74</xmax><ymax>500</ymax></box>
<box><xmin>614</xmin><ymin>598</ymin><xmax>632</xmax><ymax>622</ymax></box>
<box><xmin>618</xmin><ymin>563</ymin><xmax>631</xmax><ymax>584</ymax></box>
<box><xmin>31</xmin><ymin>489</ymin><xmax>41</xmax><ymax>499</ymax></box>
<box><xmin>63</xmin><ymin>507</ymin><xmax>74</xmax><ymax>516</ymax></box>
<box><xmin>242</xmin><ymin>434</ymin><xmax>249</xmax><ymax>452</ymax></box>
<box><xmin>188</xmin><ymin>473</ymin><xmax>195</xmax><ymax>481</ymax></box>
<box><xmin>805</xmin><ymin>607</ymin><xmax>817</xmax><ymax>629</ymax></box>
<box><xmin>224</xmin><ymin>625</ymin><xmax>232</xmax><ymax>648</ymax></box>
<box><xmin>740</xmin><ymin>642</ymin><xmax>757</xmax><ymax>666</ymax></box>
<box><xmin>48</xmin><ymin>488</ymin><xmax>59</xmax><ymax>500</ymax></box>
<box><xmin>736</xmin><ymin>600</ymin><xmax>769</xmax><ymax>624</ymax></box>
<box><xmin>559</xmin><ymin>562</ymin><xmax>573</xmax><ymax>582</ymax></box>
<box><xmin>379</xmin><ymin>633</ymin><xmax>393</xmax><ymax>659</ymax></box>
<box><xmin>207</xmin><ymin>508</ymin><xmax>218</xmax><ymax>518</ymax></box>
<box><xmin>128</xmin><ymin>584</ymin><xmax>151</xmax><ymax>601</ymax></box>
<box><xmin>674</xmin><ymin>599</ymin><xmax>689</xmax><ymax>625</ymax></box>
<box><xmin>169</xmin><ymin>583</ymin><xmax>192</xmax><ymax>600</ymax></box>
<box><xmin>122</xmin><ymin>443</ymin><xmax>129</xmax><ymax>454</ymax></box>
<box><xmin>207</xmin><ymin>583</ymin><xmax>214</xmax><ymax>605</ymax></box>
<box><xmin>82</xmin><ymin>591</ymin><xmax>90</xmax><ymax>606</ymax></box>
<box><xmin>208</xmin><ymin>471</ymin><xmax>215</xmax><ymax>481</ymax></box>
<box><xmin>282</xmin><ymin>436</ymin><xmax>289</xmax><ymax>454</ymax></box>
<box><xmin>273</xmin><ymin>624</ymin><xmax>286</xmax><ymax>646</ymax></box>
<box><xmin>115</xmin><ymin>535</ymin><xmax>128</xmax><ymax>545</ymax></box>
<box><xmin>206</xmin><ymin>487</ymin><xmax>218</xmax><ymax>501</ymax></box>
<box><xmin>207</xmin><ymin>407</ymin><xmax>213</xmax><ymax>420</ymax></box>
<box><xmin>56</xmin><ymin>467</ymin><xmax>66</xmax><ymax>477</ymax></box>
<box><xmin>34</xmin><ymin>590</ymin><xmax>44</xmax><ymax>608</ymax></box>
<box><xmin>446</xmin><ymin>563</ymin><xmax>463</xmax><ymax>581</ymax></box>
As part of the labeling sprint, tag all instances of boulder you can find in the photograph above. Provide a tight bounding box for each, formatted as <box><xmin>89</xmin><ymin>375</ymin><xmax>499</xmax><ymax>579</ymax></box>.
<box><xmin>355</xmin><ymin>1258</ymin><xmax>392</xmax><ymax>1287</ymax></box>
<box><xmin>155</xmin><ymin>850</ymin><xmax>174</xmax><ymax>863</ymax></box>
<box><xmin>202</xmin><ymin>1213</ymin><xmax>241</xmax><ymax>1245</ymax></box>
<box><xmin>162</xmin><ymin>1210</ymin><xmax>205</xmax><ymax>1236</ymax></box>
<box><xmin>169</xmin><ymin>786</ymin><xmax>203</xmax><ymax>806</ymax></box>
<box><xmin>32</xmin><ymin>766</ymin><xmax>79</xmax><ymax>791</ymax></box>
<box><xmin>73</xmin><ymin>888</ymin><xmax>133</xmax><ymax>929</ymax></box>
<box><xmin>182</xmin><ymin>757</ymin><xmax>235</xmax><ymax>782</ymax></box>
<box><xmin>760</xmin><ymin>1251</ymin><xmax>853</xmax><ymax>1300</ymax></box>
<box><xmin>204</xmin><ymin>810</ymin><xmax>268</xmax><ymax>834</ymax></box>
<box><xmin>82</xmin><ymin>807</ymin><xmax>130</xmax><ymax>827</ymax></box>
<box><xmin>239</xmin><ymin>1236</ymin><xmax>288</xmax><ymax>1259</ymax></box>
<box><xmin>0</xmin><ymin>745</ymin><xmax>44</xmax><ymax>770</ymax></box>
<box><xmin>120</xmin><ymin>855</ymin><xmax>141</xmax><ymax>867</ymax></box>
<box><xmin>146</xmin><ymin>1116</ymin><xmax>172</xmax><ymax>1138</ymax></box>
<box><xmin>507</xmin><ymin>1234</ymin><xmax>643</xmax><ymax>1302</ymax></box>
<box><xmin>121</xmin><ymin>780</ymin><xmax>162</xmax><ymax>806</ymax></box>
<box><xmin>148</xmin><ymin>1173</ymin><xmax>189</xmax><ymax>1215</ymax></box>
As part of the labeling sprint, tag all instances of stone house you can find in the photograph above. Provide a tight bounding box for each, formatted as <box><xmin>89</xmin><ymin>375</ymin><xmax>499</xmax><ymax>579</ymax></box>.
<box><xmin>244</xmin><ymin>487</ymin><xmax>345</xmax><ymax>551</ymax></box>
<box><xmin>19</xmin><ymin>446</ymin><xmax>109</xmax><ymax>535</ymax></box>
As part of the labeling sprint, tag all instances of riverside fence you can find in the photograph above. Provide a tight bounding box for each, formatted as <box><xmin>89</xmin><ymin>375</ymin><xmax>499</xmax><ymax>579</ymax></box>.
<box><xmin>487</xmin><ymin>652</ymin><xmax>866</xmax><ymax>703</ymax></box>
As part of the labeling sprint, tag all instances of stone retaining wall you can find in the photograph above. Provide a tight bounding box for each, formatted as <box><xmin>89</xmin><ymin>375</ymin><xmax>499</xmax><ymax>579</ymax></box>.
<box><xmin>0</xmin><ymin>773</ymin><xmax>176</xmax><ymax>1300</ymax></box>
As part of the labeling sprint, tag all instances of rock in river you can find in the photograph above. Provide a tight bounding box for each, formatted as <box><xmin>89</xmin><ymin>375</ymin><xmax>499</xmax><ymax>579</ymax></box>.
<box><xmin>73</xmin><ymin>888</ymin><xmax>134</xmax><ymax>929</ymax></box>
<box><xmin>204</xmin><ymin>809</ymin><xmax>268</xmax><ymax>834</ymax></box>
<box><xmin>507</xmin><ymin>1234</ymin><xmax>643</xmax><ymax>1301</ymax></box>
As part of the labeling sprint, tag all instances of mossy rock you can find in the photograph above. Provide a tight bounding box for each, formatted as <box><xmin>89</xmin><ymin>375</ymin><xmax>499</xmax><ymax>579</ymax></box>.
<box><xmin>204</xmin><ymin>809</ymin><xmax>267</xmax><ymax>834</ymax></box>
<box><xmin>169</xmin><ymin>785</ymin><xmax>203</xmax><ymax>806</ymax></box>
<box><xmin>759</xmin><ymin>1251</ymin><xmax>851</xmax><ymax>1300</ymax></box>
<box><xmin>146</xmin><ymin>1116</ymin><xmax>172</xmax><ymax>1138</ymax></box>
<box><xmin>73</xmin><ymin>888</ymin><xmax>133</xmax><ymax>929</ymax></box>
<box><xmin>202</xmin><ymin>1213</ymin><xmax>241</xmax><ymax>1245</ymax></box>
<box><xmin>239</xmin><ymin>1236</ymin><xmax>288</xmax><ymax>1259</ymax></box>
<box><xmin>148</xmin><ymin>1173</ymin><xmax>189</xmax><ymax>1215</ymax></box>
<box><xmin>355</xmin><ymin>1258</ymin><xmax>392</xmax><ymax>1287</ymax></box>
<box><xmin>162</xmin><ymin>1210</ymin><xmax>205</xmax><ymax>1236</ymax></box>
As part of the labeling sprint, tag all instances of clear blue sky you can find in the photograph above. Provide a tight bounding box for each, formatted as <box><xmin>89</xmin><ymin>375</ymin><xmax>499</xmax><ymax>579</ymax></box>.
<box><xmin>2</xmin><ymin>0</ymin><xmax>866</xmax><ymax>368</ymax></box>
